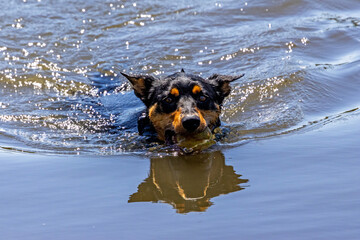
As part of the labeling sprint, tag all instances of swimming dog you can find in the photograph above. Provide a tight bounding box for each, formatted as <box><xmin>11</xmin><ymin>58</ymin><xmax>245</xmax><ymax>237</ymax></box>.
<box><xmin>121</xmin><ymin>69</ymin><xmax>244</xmax><ymax>145</ymax></box>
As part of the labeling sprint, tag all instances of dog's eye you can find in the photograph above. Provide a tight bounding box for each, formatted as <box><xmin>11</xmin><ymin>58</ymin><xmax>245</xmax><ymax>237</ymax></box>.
<box><xmin>164</xmin><ymin>97</ymin><xmax>173</xmax><ymax>104</ymax></box>
<box><xmin>199</xmin><ymin>95</ymin><xmax>207</xmax><ymax>102</ymax></box>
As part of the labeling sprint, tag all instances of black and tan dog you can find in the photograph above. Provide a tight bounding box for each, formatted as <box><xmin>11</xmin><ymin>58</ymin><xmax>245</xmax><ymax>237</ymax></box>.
<box><xmin>121</xmin><ymin>69</ymin><xmax>244</xmax><ymax>145</ymax></box>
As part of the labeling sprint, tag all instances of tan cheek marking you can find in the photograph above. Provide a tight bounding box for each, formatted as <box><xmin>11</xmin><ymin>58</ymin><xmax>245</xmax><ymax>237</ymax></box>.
<box><xmin>192</xmin><ymin>85</ymin><xmax>202</xmax><ymax>95</ymax></box>
<box><xmin>148</xmin><ymin>103</ymin><xmax>157</xmax><ymax>119</ymax></box>
<box><xmin>148</xmin><ymin>103</ymin><xmax>174</xmax><ymax>141</ymax></box>
<box><xmin>170</xmin><ymin>88</ymin><xmax>179</xmax><ymax>97</ymax></box>
<box><xmin>198</xmin><ymin>108</ymin><xmax>220</xmax><ymax>128</ymax></box>
<box><xmin>195</xmin><ymin>108</ymin><xmax>208</xmax><ymax>129</ymax></box>
<box><xmin>172</xmin><ymin>108</ymin><xmax>182</xmax><ymax>131</ymax></box>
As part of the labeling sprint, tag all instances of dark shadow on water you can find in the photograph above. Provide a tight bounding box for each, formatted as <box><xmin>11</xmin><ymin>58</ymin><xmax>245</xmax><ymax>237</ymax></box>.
<box><xmin>129</xmin><ymin>151</ymin><xmax>249</xmax><ymax>214</ymax></box>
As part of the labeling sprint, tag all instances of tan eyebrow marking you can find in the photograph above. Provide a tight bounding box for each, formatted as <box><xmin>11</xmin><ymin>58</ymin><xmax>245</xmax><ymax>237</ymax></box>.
<box><xmin>192</xmin><ymin>85</ymin><xmax>201</xmax><ymax>95</ymax></box>
<box><xmin>170</xmin><ymin>88</ymin><xmax>179</xmax><ymax>97</ymax></box>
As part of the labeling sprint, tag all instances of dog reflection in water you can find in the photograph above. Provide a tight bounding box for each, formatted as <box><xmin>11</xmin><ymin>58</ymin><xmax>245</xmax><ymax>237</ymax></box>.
<box><xmin>128</xmin><ymin>151</ymin><xmax>248</xmax><ymax>213</ymax></box>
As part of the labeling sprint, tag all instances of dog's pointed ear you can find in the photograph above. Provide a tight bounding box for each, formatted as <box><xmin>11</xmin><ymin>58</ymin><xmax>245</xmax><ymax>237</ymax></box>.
<box><xmin>121</xmin><ymin>72</ymin><xmax>157</xmax><ymax>103</ymax></box>
<box><xmin>208</xmin><ymin>73</ymin><xmax>244</xmax><ymax>101</ymax></box>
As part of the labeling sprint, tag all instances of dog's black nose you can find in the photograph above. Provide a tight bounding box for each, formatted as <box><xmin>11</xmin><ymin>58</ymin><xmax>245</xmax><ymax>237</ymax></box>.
<box><xmin>182</xmin><ymin>116</ymin><xmax>200</xmax><ymax>132</ymax></box>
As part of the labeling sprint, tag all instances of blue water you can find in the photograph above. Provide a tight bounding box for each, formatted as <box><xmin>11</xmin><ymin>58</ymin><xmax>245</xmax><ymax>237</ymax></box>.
<box><xmin>0</xmin><ymin>0</ymin><xmax>360</xmax><ymax>239</ymax></box>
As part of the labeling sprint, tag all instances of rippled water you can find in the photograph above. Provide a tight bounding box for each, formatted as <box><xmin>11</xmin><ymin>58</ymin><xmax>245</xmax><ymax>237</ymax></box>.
<box><xmin>1</xmin><ymin>0</ymin><xmax>360</xmax><ymax>239</ymax></box>
<box><xmin>1</xmin><ymin>0</ymin><xmax>358</xmax><ymax>154</ymax></box>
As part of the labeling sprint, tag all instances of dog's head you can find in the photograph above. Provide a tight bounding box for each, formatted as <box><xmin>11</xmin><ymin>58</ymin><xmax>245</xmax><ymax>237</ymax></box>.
<box><xmin>122</xmin><ymin>69</ymin><xmax>244</xmax><ymax>142</ymax></box>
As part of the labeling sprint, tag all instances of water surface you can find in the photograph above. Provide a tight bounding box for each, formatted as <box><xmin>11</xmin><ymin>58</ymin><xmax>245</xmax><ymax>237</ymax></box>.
<box><xmin>0</xmin><ymin>0</ymin><xmax>359</xmax><ymax>239</ymax></box>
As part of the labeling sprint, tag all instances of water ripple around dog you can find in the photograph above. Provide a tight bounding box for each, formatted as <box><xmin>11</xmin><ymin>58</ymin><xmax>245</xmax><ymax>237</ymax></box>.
<box><xmin>0</xmin><ymin>0</ymin><xmax>360</xmax><ymax>155</ymax></box>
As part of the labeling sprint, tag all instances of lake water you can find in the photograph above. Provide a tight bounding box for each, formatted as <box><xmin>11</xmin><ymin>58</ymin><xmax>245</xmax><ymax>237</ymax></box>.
<box><xmin>0</xmin><ymin>0</ymin><xmax>359</xmax><ymax>239</ymax></box>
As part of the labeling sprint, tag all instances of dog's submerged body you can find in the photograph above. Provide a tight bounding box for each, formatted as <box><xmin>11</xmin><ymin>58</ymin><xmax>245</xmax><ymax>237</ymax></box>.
<box><xmin>122</xmin><ymin>70</ymin><xmax>244</xmax><ymax>146</ymax></box>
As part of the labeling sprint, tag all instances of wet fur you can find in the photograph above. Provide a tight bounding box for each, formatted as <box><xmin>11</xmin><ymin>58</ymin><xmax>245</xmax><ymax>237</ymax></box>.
<box><xmin>122</xmin><ymin>70</ymin><xmax>244</xmax><ymax>144</ymax></box>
